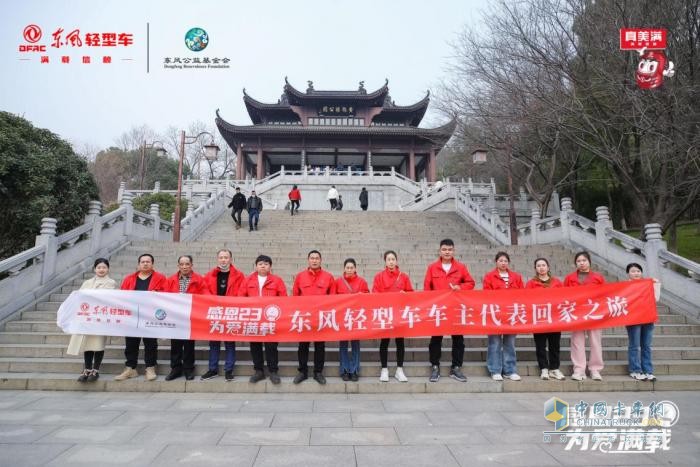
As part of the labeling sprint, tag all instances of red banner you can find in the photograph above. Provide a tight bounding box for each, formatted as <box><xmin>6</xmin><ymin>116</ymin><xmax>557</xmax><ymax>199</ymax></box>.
<box><xmin>620</xmin><ymin>28</ymin><xmax>667</xmax><ymax>50</ymax></box>
<box><xmin>191</xmin><ymin>280</ymin><xmax>657</xmax><ymax>342</ymax></box>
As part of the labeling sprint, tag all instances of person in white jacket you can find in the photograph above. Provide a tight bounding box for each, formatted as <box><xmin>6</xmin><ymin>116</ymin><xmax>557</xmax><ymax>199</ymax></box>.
<box><xmin>326</xmin><ymin>185</ymin><xmax>339</xmax><ymax>210</ymax></box>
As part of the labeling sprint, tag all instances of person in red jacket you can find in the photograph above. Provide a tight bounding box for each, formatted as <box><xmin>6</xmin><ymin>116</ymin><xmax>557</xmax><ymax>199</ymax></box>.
<box><xmin>293</xmin><ymin>250</ymin><xmax>336</xmax><ymax>385</ymax></box>
<box><xmin>163</xmin><ymin>255</ymin><xmax>210</xmax><ymax>381</ymax></box>
<box><xmin>238</xmin><ymin>254</ymin><xmax>287</xmax><ymax>384</ymax></box>
<box><xmin>525</xmin><ymin>257</ymin><xmax>565</xmax><ymax>381</ymax></box>
<box><xmin>372</xmin><ymin>250</ymin><xmax>413</xmax><ymax>382</ymax></box>
<box><xmin>200</xmin><ymin>249</ymin><xmax>245</xmax><ymax>382</ymax></box>
<box><xmin>335</xmin><ymin>258</ymin><xmax>370</xmax><ymax>382</ymax></box>
<box><xmin>115</xmin><ymin>253</ymin><xmax>167</xmax><ymax>382</ymax></box>
<box><xmin>483</xmin><ymin>251</ymin><xmax>525</xmax><ymax>381</ymax></box>
<box><xmin>288</xmin><ymin>185</ymin><xmax>301</xmax><ymax>216</ymax></box>
<box><xmin>563</xmin><ymin>251</ymin><xmax>606</xmax><ymax>381</ymax></box>
<box><xmin>423</xmin><ymin>238</ymin><xmax>476</xmax><ymax>383</ymax></box>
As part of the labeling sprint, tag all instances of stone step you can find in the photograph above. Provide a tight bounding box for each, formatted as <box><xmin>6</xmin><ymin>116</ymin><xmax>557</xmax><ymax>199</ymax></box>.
<box><xmin>3</xmin><ymin>372</ymin><xmax>698</xmax><ymax>393</ymax></box>
<box><xmin>0</xmin><ymin>357</ymin><xmax>697</xmax><ymax>377</ymax></box>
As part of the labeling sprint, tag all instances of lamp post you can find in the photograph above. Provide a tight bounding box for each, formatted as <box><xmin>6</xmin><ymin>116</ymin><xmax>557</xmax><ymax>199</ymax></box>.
<box><xmin>471</xmin><ymin>146</ymin><xmax>518</xmax><ymax>245</ymax></box>
<box><xmin>173</xmin><ymin>130</ymin><xmax>220</xmax><ymax>242</ymax></box>
<box><xmin>139</xmin><ymin>141</ymin><xmax>166</xmax><ymax>190</ymax></box>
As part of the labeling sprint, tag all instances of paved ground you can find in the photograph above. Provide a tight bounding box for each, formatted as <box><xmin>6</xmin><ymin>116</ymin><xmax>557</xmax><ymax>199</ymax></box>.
<box><xmin>0</xmin><ymin>390</ymin><xmax>697</xmax><ymax>466</ymax></box>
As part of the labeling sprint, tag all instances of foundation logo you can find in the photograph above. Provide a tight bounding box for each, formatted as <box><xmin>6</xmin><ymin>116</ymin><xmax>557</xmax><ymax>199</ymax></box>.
<box><xmin>544</xmin><ymin>397</ymin><xmax>569</xmax><ymax>431</ymax></box>
<box><xmin>154</xmin><ymin>308</ymin><xmax>167</xmax><ymax>320</ymax></box>
<box><xmin>184</xmin><ymin>27</ymin><xmax>208</xmax><ymax>52</ymax></box>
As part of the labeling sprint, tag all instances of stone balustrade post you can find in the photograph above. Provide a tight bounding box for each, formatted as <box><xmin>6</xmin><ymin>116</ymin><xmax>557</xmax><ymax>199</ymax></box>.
<box><xmin>121</xmin><ymin>193</ymin><xmax>134</xmax><ymax>236</ymax></box>
<box><xmin>490</xmin><ymin>207</ymin><xmax>499</xmax><ymax>238</ymax></box>
<box><xmin>530</xmin><ymin>208</ymin><xmax>540</xmax><ymax>245</ymax></box>
<box><xmin>153</xmin><ymin>181</ymin><xmax>160</xmax><ymax>193</ymax></box>
<box><xmin>347</xmin><ymin>166</ymin><xmax>352</xmax><ymax>178</ymax></box>
<box><xmin>35</xmin><ymin>218</ymin><xmax>58</xmax><ymax>285</ymax></box>
<box><xmin>560</xmin><ymin>197</ymin><xmax>572</xmax><ymax>243</ymax></box>
<box><xmin>643</xmin><ymin>223</ymin><xmax>666</xmax><ymax>281</ymax></box>
<box><xmin>185</xmin><ymin>180</ymin><xmax>193</xmax><ymax>201</ymax></box>
<box><xmin>171</xmin><ymin>212</ymin><xmax>175</xmax><ymax>224</ymax></box>
<box><xmin>117</xmin><ymin>181</ymin><xmax>126</xmax><ymax>203</ymax></box>
<box><xmin>85</xmin><ymin>200</ymin><xmax>103</xmax><ymax>255</ymax></box>
<box><xmin>149</xmin><ymin>204</ymin><xmax>160</xmax><ymax>240</ymax></box>
<box><xmin>595</xmin><ymin>206</ymin><xmax>612</xmax><ymax>256</ymax></box>
<box><xmin>280</xmin><ymin>165</ymin><xmax>285</xmax><ymax>180</ymax></box>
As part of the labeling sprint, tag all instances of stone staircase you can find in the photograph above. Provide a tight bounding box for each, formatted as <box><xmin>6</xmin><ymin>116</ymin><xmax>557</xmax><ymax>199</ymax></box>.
<box><xmin>1</xmin><ymin>210</ymin><xmax>698</xmax><ymax>393</ymax></box>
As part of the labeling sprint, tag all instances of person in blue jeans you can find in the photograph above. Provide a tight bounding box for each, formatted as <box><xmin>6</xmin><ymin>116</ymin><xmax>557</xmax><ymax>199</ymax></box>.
<box><xmin>334</xmin><ymin>258</ymin><xmax>370</xmax><ymax>381</ymax></box>
<box><xmin>246</xmin><ymin>190</ymin><xmax>263</xmax><ymax>231</ymax></box>
<box><xmin>625</xmin><ymin>262</ymin><xmax>659</xmax><ymax>382</ymax></box>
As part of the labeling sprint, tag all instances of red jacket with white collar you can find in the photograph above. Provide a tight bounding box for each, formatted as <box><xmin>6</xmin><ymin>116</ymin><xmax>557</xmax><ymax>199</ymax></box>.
<box><xmin>164</xmin><ymin>271</ymin><xmax>210</xmax><ymax>294</ymax></box>
<box><xmin>525</xmin><ymin>276</ymin><xmax>564</xmax><ymax>289</ymax></box>
<box><xmin>203</xmin><ymin>266</ymin><xmax>245</xmax><ymax>296</ymax></box>
<box><xmin>482</xmin><ymin>268</ymin><xmax>525</xmax><ymax>290</ymax></box>
<box><xmin>372</xmin><ymin>267</ymin><xmax>413</xmax><ymax>293</ymax></box>
<box><xmin>423</xmin><ymin>259</ymin><xmax>476</xmax><ymax>291</ymax></box>
<box><xmin>120</xmin><ymin>270</ymin><xmax>167</xmax><ymax>291</ymax></box>
<box><xmin>293</xmin><ymin>268</ymin><xmax>336</xmax><ymax>296</ymax></box>
<box><xmin>563</xmin><ymin>270</ymin><xmax>606</xmax><ymax>287</ymax></box>
<box><xmin>335</xmin><ymin>274</ymin><xmax>370</xmax><ymax>294</ymax></box>
<box><xmin>237</xmin><ymin>272</ymin><xmax>288</xmax><ymax>297</ymax></box>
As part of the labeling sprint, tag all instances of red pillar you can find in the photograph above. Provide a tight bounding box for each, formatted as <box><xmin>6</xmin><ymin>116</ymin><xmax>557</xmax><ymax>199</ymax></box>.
<box><xmin>408</xmin><ymin>148</ymin><xmax>416</xmax><ymax>181</ymax></box>
<box><xmin>236</xmin><ymin>143</ymin><xmax>243</xmax><ymax>179</ymax></box>
<box><xmin>256</xmin><ymin>147</ymin><xmax>263</xmax><ymax>179</ymax></box>
<box><xmin>428</xmin><ymin>148</ymin><xmax>436</xmax><ymax>182</ymax></box>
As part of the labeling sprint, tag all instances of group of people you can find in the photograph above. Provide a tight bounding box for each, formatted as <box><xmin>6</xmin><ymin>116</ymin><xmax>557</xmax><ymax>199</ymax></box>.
<box><xmin>68</xmin><ymin>242</ymin><xmax>657</xmax><ymax>384</ymax></box>
<box><xmin>287</xmin><ymin>186</ymin><xmax>370</xmax><ymax>213</ymax></box>
<box><xmin>228</xmin><ymin>187</ymin><xmax>264</xmax><ymax>231</ymax></box>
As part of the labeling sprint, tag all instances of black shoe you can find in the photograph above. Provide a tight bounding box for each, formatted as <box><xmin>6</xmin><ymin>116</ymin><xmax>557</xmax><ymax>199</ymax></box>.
<box><xmin>449</xmin><ymin>366</ymin><xmax>467</xmax><ymax>382</ymax></box>
<box><xmin>225</xmin><ymin>370</ymin><xmax>234</xmax><ymax>381</ymax></box>
<box><xmin>269</xmin><ymin>372</ymin><xmax>281</xmax><ymax>385</ymax></box>
<box><xmin>87</xmin><ymin>369</ymin><xmax>99</xmax><ymax>382</ymax></box>
<box><xmin>249</xmin><ymin>227</ymin><xmax>253</xmax><ymax>232</ymax></box>
<box><xmin>351</xmin><ymin>372</ymin><xmax>359</xmax><ymax>382</ymax></box>
<box><xmin>184</xmin><ymin>371</ymin><xmax>194</xmax><ymax>381</ymax></box>
<box><xmin>200</xmin><ymin>369</ymin><xmax>218</xmax><ymax>381</ymax></box>
<box><xmin>429</xmin><ymin>365</ymin><xmax>440</xmax><ymax>382</ymax></box>
<box><xmin>293</xmin><ymin>372</ymin><xmax>308</xmax><ymax>384</ymax></box>
<box><xmin>249</xmin><ymin>370</ymin><xmax>266</xmax><ymax>383</ymax></box>
<box><xmin>77</xmin><ymin>369</ymin><xmax>89</xmax><ymax>383</ymax></box>
<box><xmin>254</xmin><ymin>225</ymin><xmax>258</xmax><ymax>230</ymax></box>
<box><xmin>313</xmin><ymin>372</ymin><xmax>326</xmax><ymax>385</ymax></box>
<box><xmin>341</xmin><ymin>372</ymin><xmax>350</xmax><ymax>382</ymax></box>
<box><xmin>165</xmin><ymin>369</ymin><xmax>182</xmax><ymax>381</ymax></box>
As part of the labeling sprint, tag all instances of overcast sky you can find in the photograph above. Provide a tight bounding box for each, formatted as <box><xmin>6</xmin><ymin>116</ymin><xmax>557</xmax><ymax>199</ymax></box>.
<box><xmin>1</xmin><ymin>0</ymin><xmax>488</xmax><ymax>153</ymax></box>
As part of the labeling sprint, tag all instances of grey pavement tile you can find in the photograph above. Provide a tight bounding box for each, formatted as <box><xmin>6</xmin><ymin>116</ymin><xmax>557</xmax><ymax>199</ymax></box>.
<box><xmin>352</xmin><ymin>412</ymin><xmax>432</xmax><ymax>427</ymax></box>
<box><xmin>169</xmin><ymin>399</ymin><xmax>245</xmax><ymax>411</ymax></box>
<box><xmin>240</xmin><ymin>400</ymin><xmax>314</xmax><ymax>413</ymax></box>
<box><xmin>500</xmin><ymin>410</ymin><xmax>550</xmax><ymax>427</ymax></box>
<box><xmin>0</xmin><ymin>409</ymin><xmax>122</xmax><ymax>426</ymax></box>
<box><xmin>649</xmin><ymin>443</ymin><xmax>700</xmax><ymax>466</ymax></box>
<box><xmin>310</xmin><ymin>427</ymin><xmax>399</xmax><ymax>445</ymax></box>
<box><xmin>46</xmin><ymin>444</ymin><xmax>165</xmax><ymax>466</ymax></box>
<box><xmin>396</xmin><ymin>426</ymin><xmax>490</xmax><ymax>445</ymax></box>
<box><xmin>151</xmin><ymin>445</ymin><xmax>258</xmax><ymax>466</ymax></box>
<box><xmin>254</xmin><ymin>446</ymin><xmax>355</xmax><ymax>467</ymax></box>
<box><xmin>355</xmin><ymin>445</ymin><xmax>460</xmax><ymax>467</ymax></box>
<box><xmin>539</xmin><ymin>442</ymin><xmax>662</xmax><ymax>465</ymax></box>
<box><xmin>110</xmin><ymin>410</ymin><xmax>198</xmax><ymax>426</ymax></box>
<box><xmin>382</xmin><ymin>399</ymin><xmax>455</xmax><ymax>412</ymax></box>
<box><xmin>36</xmin><ymin>425</ymin><xmax>142</xmax><ymax>444</ymax></box>
<box><xmin>130</xmin><ymin>427</ymin><xmax>225</xmax><ymax>445</ymax></box>
<box><xmin>0</xmin><ymin>396</ymin><xmax>37</xmax><ymax>410</ymax></box>
<box><xmin>313</xmin><ymin>399</ymin><xmax>385</xmax><ymax>412</ymax></box>
<box><xmin>0</xmin><ymin>424</ymin><xmax>58</xmax><ymax>443</ymax></box>
<box><xmin>346</xmin><ymin>393</ymin><xmax>417</xmax><ymax>401</ymax></box>
<box><xmin>93</xmin><ymin>398</ymin><xmax>177</xmax><ymax>411</ymax></box>
<box><xmin>21</xmin><ymin>396</ymin><xmax>106</xmax><ymax>411</ymax></box>
<box><xmin>450</xmin><ymin>398</ymin><xmax>527</xmax><ymax>412</ymax></box>
<box><xmin>449</xmin><ymin>443</ymin><xmax>562</xmax><ymax>466</ymax></box>
<box><xmin>425</xmin><ymin>410</ymin><xmax>511</xmax><ymax>427</ymax></box>
<box><xmin>272</xmin><ymin>412</ymin><xmax>352</xmax><ymax>428</ymax></box>
<box><xmin>0</xmin><ymin>443</ymin><xmax>72</xmax><ymax>467</ymax></box>
<box><xmin>480</xmin><ymin>427</ymin><xmax>545</xmax><ymax>445</ymax></box>
<box><xmin>190</xmin><ymin>412</ymin><xmax>274</xmax><ymax>427</ymax></box>
<box><xmin>219</xmin><ymin>427</ymin><xmax>310</xmax><ymax>445</ymax></box>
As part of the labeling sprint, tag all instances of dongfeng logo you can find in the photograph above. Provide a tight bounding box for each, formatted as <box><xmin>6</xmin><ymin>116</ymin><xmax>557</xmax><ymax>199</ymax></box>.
<box><xmin>23</xmin><ymin>24</ymin><xmax>42</xmax><ymax>43</ymax></box>
<box><xmin>184</xmin><ymin>28</ymin><xmax>208</xmax><ymax>52</ymax></box>
<box><xmin>154</xmin><ymin>309</ymin><xmax>167</xmax><ymax>320</ymax></box>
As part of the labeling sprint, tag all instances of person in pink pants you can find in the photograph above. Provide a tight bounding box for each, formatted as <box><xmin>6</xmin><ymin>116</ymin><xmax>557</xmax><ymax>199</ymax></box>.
<box><xmin>563</xmin><ymin>251</ymin><xmax>606</xmax><ymax>381</ymax></box>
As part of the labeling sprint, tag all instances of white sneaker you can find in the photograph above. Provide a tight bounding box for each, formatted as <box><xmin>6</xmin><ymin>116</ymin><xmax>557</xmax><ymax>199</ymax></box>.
<box><xmin>550</xmin><ymin>369</ymin><xmax>565</xmax><ymax>380</ymax></box>
<box><xmin>630</xmin><ymin>372</ymin><xmax>644</xmax><ymax>380</ymax></box>
<box><xmin>507</xmin><ymin>373</ymin><xmax>521</xmax><ymax>381</ymax></box>
<box><xmin>379</xmin><ymin>368</ymin><xmax>389</xmax><ymax>382</ymax></box>
<box><xmin>491</xmin><ymin>373</ymin><xmax>503</xmax><ymax>381</ymax></box>
<box><xmin>590</xmin><ymin>371</ymin><xmax>602</xmax><ymax>381</ymax></box>
<box><xmin>571</xmin><ymin>373</ymin><xmax>585</xmax><ymax>381</ymax></box>
<box><xmin>645</xmin><ymin>373</ymin><xmax>656</xmax><ymax>381</ymax></box>
<box><xmin>540</xmin><ymin>369</ymin><xmax>549</xmax><ymax>380</ymax></box>
<box><xmin>394</xmin><ymin>367</ymin><xmax>408</xmax><ymax>382</ymax></box>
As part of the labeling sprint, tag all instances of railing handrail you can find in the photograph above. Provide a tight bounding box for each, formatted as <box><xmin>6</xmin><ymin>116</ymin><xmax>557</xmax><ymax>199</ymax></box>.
<box><xmin>659</xmin><ymin>250</ymin><xmax>700</xmax><ymax>275</ymax></box>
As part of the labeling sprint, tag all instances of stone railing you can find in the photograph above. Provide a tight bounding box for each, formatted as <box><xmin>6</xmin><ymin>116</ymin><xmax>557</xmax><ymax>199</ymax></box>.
<box><xmin>0</xmin><ymin>190</ymin><xmax>226</xmax><ymax>323</ymax></box>
<box><xmin>453</xmin><ymin>189</ymin><xmax>511</xmax><ymax>244</ymax></box>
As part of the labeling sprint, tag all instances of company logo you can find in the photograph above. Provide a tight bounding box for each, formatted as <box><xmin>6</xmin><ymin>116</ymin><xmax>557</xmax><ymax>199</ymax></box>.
<box><xmin>154</xmin><ymin>309</ymin><xmax>167</xmax><ymax>320</ymax></box>
<box><xmin>80</xmin><ymin>302</ymin><xmax>90</xmax><ymax>312</ymax></box>
<box><xmin>23</xmin><ymin>24</ymin><xmax>42</xmax><ymax>43</ymax></box>
<box><xmin>264</xmin><ymin>305</ymin><xmax>281</xmax><ymax>321</ymax></box>
<box><xmin>544</xmin><ymin>397</ymin><xmax>569</xmax><ymax>431</ymax></box>
<box><xmin>184</xmin><ymin>27</ymin><xmax>208</xmax><ymax>52</ymax></box>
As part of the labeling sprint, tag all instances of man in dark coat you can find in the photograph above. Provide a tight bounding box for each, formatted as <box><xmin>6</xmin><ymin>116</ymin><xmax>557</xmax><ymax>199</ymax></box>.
<box><xmin>228</xmin><ymin>187</ymin><xmax>247</xmax><ymax>229</ymax></box>
<box><xmin>246</xmin><ymin>190</ymin><xmax>264</xmax><ymax>231</ymax></box>
<box><xmin>359</xmin><ymin>187</ymin><xmax>368</xmax><ymax>211</ymax></box>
